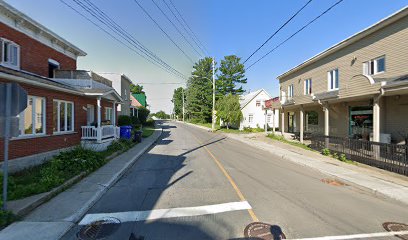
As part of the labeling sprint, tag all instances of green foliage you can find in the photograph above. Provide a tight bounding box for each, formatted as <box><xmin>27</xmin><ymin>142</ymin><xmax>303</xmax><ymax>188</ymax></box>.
<box><xmin>172</xmin><ymin>87</ymin><xmax>184</xmax><ymax>119</ymax></box>
<box><xmin>137</xmin><ymin>107</ymin><xmax>150</xmax><ymax>124</ymax></box>
<box><xmin>322</xmin><ymin>148</ymin><xmax>331</xmax><ymax>156</ymax></box>
<box><xmin>186</xmin><ymin>57</ymin><xmax>214</xmax><ymax>122</ymax></box>
<box><xmin>107</xmin><ymin>139</ymin><xmax>134</xmax><ymax>153</ymax></box>
<box><xmin>144</xmin><ymin>118</ymin><xmax>155</xmax><ymax>127</ymax></box>
<box><xmin>131</xmin><ymin>116</ymin><xmax>141</xmax><ymax>127</ymax></box>
<box><xmin>0</xmin><ymin>210</ymin><xmax>17</xmax><ymax>228</ymax></box>
<box><xmin>216</xmin><ymin>94</ymin><xmax>242</xmax><ymax>129</ymax></box>
<box><xmin>217</xmin><ymin>55</ymin><xmax>247</xmax><ymax>95</ymax></box>
<box><xmin>339</xmin><ymin>154</ymin><xmax>347</xmax><ymax>162</ymax></box>
<box><xmin>267</xmin><ymin>134</ymin><xmax>312</xmax><ymax>151</ymax></box>
<box><xmin>153</xmin><ymin>110</ymin><xmax>170</xmax><ymax>119</ymax></box>
<box><xmin>118</xmin><ymin>115</ymin><xmax>132</xmax><ymax>126</ymax></box>
<box><xmin>130</xmin><ymin>83</ymin><xmax>144</xmax><ymax>94</ymax></box>
<box><xmin>332</xmin><ymin>152</ymin><xmax>339</xmax><ymax>159</ymax></box>
<box><xmin>142</xmin><ymin>126</ymin><xmax>155</xmax><ymax>138</ymax></box>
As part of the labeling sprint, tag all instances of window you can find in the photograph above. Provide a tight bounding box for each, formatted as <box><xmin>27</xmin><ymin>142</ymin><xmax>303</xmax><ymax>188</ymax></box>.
<box><xmin>304</xmin><ymin>79</ymin><xmax>312</xmax><ymax>95</ymax></box>
<box><xmin>48</xmin><ymin>59</ymin><xmax>60</xmax><ymax>78</ymax></box>
<box><xmin>53</xmin><ymin>100</ymin><xmax>74</xmax><ymax>133</ymax></box>
<box><xmin>287</xmin><ymin>84</ymin><xmax>294</xmax><ymax>98</ymax></box>
<box><xmin>18</xmin><ymin>96</ymin><xmax>46</xmax><ymax>136</ymax></box>
<box><xmin>1</xmin><ymin>38</ymin><xmax>20</xmax><ymax>69</ymax></box>
<box><xmin>363</xmin><ymin>56</ymin><xmax>385</xmax><ymax>75</ymax></box>
<box><xmin>248</xmin><ymin>114</ymin><xmax>253</xmax><ymax>123</ymax></box>
<box><xmin>256</xmin><ymin>100</ymin><xmax>261</xmax><ymax>107</ymax></box>
<box><xmin>105</xmin><ymin>107</ymin><xmax>113</xmax><ymax>121</ymax></box>
<box><xmin>328</xmin><ymin>69</ymin><xmax>339</xmax><ymax>90</ymax></box>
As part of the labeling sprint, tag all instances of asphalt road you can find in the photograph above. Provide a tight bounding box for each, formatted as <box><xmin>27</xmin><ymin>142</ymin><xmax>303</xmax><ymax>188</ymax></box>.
<box><xmin>63</xmin><ymin>121</ymin><xmax>408</xmax><ymax>240</ymax></box>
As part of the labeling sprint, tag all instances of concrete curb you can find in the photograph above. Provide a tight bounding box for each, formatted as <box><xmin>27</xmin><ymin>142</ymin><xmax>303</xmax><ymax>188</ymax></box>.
<box><xmin>0</xmin><ymin>128</ymin><xmax>163</xmax><ymax>240</ymax></box>
<box><xmin>180</xmin><ymin>121</ymin><xmax>408</xmax><ymax>206</ymax></box>
<box><xmin>65</xmin><ymin>127</ymin><xmax>163</xmax><ymax>223</ymax></box>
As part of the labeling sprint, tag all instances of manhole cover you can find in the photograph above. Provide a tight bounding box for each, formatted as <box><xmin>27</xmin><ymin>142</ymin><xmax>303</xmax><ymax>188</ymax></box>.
<box><xmin>78</xmin><ymin>217</ymin><xmax>121</xmax><ymax>240</ymax></box>
<box><xmin>321</xmin><ymin>178</ymin><xmax>348</xmax><ymax>186</ymax></box>
<box><xmin>383</xmin><ymin>222</ymin><xmax>408</xmax><ymax>240</ymax></box>
<box><xmin>244</xmin><ymin>222</ymin><xmax>286</xmax><ymax>240</ymax></box>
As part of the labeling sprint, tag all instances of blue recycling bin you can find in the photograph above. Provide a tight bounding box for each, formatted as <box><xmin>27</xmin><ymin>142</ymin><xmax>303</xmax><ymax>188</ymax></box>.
<box><xmin>120</xmin><ymin>126</ymin><xmax>132</xmax><ymax>139</ymax></box>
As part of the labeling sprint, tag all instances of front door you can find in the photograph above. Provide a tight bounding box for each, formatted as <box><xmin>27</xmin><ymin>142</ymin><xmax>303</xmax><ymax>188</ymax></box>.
<box><xmin>87</xmin><ymin>104</ymin><xmax>95</xmax><ymax>126</ymax></box>
<box><xmin>288</xmin><ymin>112</ymin><xmax>295</xmax><ymax>133</ymax></box>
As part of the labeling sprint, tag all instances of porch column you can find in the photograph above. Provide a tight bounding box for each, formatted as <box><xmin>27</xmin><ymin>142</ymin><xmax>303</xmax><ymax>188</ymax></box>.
<box><xmin>323</xmin><ymin>103</ymin><xmax>329</xmax><ymax>148</ymax></box>
<box><xmin>272</xmin><ymin>108</ymin><xmax>276</xmax><ymax>134</ymax></box>
<box><xmin>264</xmin><ymin>109</ymin><xmax>268</xmax><ymax>134</ymax></box>
<box><xmin>300</xmin><ymin>106</ymin><xmax>304</xmax><ymax>144</ymax></box>
<box><xmin>112</xmin><ymin>101</ymin><xmax>116</xmax><ymax>126</ymax></box>
<box><xmin>373</xmin><ymin>98</ymin><xmax>381</xmax><ymax>142</ymax></box>
<box><xmin>281</xmin><ymin>108</ymin><xmax>285</xmax><ymax>136</ymax></box>
<box><xmin>97</xmin><ymin>97</ymin><xmax>102</xmax><ymax>143</ymax></box>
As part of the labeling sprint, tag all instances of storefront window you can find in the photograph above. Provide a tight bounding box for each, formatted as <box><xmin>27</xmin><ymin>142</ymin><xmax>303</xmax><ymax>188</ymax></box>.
<box><xmin>349</xmin><ymin>106</ymin><xmax>373</xmax><ymax>140</ymax></box>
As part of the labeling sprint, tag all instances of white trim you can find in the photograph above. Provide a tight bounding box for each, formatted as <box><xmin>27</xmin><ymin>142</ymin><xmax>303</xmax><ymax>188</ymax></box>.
<box><xmin>0</xmin><ymin>37</ymin><xmax>20</xmax><ymax>70</ymax></box>
<box><xmin>277</xmin><ymin>7</ymin><xmax>408</xmax><ymax>79</ymax></box>
<box><xmin>18</xmin><ymin>95</ymin><xmax>46</xmax><ymax>136</ymax></box>
<box><xmin>0</xmin><ymin>1</ymin><xmax>86</xmax><ymax>59</ymax></box>
<box><xmin>53</xmin><ymin>99</ymin><xmax>74</xmax><ymax>134</ymax></box>
<box><xmin>328</xmin><ymin>69</ymin><xmax>339</xmax><ymax>91</ymax></box>
<box><xmin>48</xmin><ymin>58</ymin><xmax>60</xmax><ymax>67</ymax></box>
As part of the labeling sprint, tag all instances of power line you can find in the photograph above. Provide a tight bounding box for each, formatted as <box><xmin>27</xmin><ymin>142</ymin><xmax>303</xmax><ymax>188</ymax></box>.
<box><xmin>151</xmin><ymin>0</ymin><xmax>203</xmax><ymax>58</ymax></box>
<box><xmin>243</xmin><ymin>0</ymin><xmax>313</xmax><ymax>64</ymax></box>
<box><xmin>246</xmin><ymin>0</ymin><xmax>345</xmax><ymax>71</ymax></box>
<box><xmin>132</xmin><ymin>0</ymin><xmax>195</xmax><ymax>64</ymax></box>
<box><xmin>81</xmin><ymin>0</ymin><xmax>184</xmax><ymax>78</ymax></box>
<box><xmin>166</xmin><ymin>0</ymin><xmax>209</xmax><ymax>56</ymax></box>
<box><xmin>61</xmin><ymin>0</ymin><xmax>188</xmax><ymax>80</ymax></box>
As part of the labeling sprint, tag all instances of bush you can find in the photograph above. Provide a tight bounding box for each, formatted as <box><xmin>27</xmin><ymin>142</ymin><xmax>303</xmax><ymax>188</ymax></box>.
<box><xmin>137</xmin><ymin>107</ymin><xmax>150</xmax><ymax>124</ymax></box>
<box><xmin>118</xmin><ymin>115</ymin><xmax>132</xmax><ymax>126</ymax></box>
<box><xmin>339</xmin><ymin>154</ymin><xmax>347</xmax><ymax>162</ymax></box>
<box><xmin>322</xmin><ymin>148</ymin><xmax>331</xmax><ymax>156</ymax></box>
<box><xmin>144</xmin><ymin>118</ymin><xmax>155</xmax><ymax>127</ymax></box>
<box><xmin>332</xmin><ymin>152</ymin><xmax>339</xmax><ymax>159</ymax></box>
<box><xmin>0</xmin><ymin>210</ymin><xmax>17</xmax><ymax>228</ymax></box>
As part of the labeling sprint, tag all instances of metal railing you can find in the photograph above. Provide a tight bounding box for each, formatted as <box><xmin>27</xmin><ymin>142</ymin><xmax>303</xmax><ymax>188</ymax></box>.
<box><xmin>310</xmin><ymin>135</ymin><xmax>408</xmax><ymax>176</ymax></box>
<box><xmin>81</xmin><ymin>125</ymin><xmax>119</xmax><ymax>142</ymax></box>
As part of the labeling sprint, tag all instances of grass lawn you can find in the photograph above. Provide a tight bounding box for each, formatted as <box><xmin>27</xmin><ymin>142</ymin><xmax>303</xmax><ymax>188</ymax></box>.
<box><xmin>267</xmin><ymin>133</ymin><xmax>313</xmax><ymax>151</ymax></box>
<box><xmin>142</xmin><ymin>126</ymin><xmax>155</xmax><ymax>138</ymax></box>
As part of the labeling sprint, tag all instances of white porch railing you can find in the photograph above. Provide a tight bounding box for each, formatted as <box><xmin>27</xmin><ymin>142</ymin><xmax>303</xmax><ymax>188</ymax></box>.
<box><xmin>81</xmin><ymin>125</ymin><xmax>121</xmax><ymax>142</ymax></box>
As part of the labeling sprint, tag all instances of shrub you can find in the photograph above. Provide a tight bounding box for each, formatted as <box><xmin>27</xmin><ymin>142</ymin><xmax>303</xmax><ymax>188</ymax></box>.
<box><xmin>137</xmin><ymin>107</ymin><xmax>150</xmax><ymax>124</ymax></box>
<box><xmin>339</xmin><ymin>154</ymin><xmax>347</xmax><ymax>162</ymax></box>
<box><xmin>332</xmin><ymin>152</ymin><xmax>339</xmax><ymax>159</ymax></box>
<box><xmin>0</xmin><ymin>210</ymin><xmax>17</xmax><ymax>228</ymax></box>
<box><xmin>322</xmin><ymin>148</ymin><xmax>331</xmax><ymax>156</ymax></box>
<box><xmin>118</xmin><ymin>115</ymin><xmax>132</xmax><ymax>126</ymax></box>
<box><xmin>144</xmin><ymin>118</ymin><xmax>155</xmax><ymax>127</ymax></box>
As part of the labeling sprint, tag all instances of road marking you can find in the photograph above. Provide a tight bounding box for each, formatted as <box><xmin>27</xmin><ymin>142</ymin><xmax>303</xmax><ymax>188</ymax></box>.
<box><xmin>289</xmin><ymin>230</ymin><xmax>408</xmax><ymax>240</ymax></box>
<box><xmin>190</xmin><ymin>131</ymin><xmax>259</xmax><ymax>222</ymax></box>
<box><xmin>79</xmin><ymin>201</ymin><xmax>252</xmax><ymax>225</ymax></box>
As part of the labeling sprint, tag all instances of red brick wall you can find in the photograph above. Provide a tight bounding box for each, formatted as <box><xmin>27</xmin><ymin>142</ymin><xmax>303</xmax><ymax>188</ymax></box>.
<box><xmin>0</xmin><ymin>22</ymin><xmax>77</xmax><ymax>77</ymax></box>
<box><xmin>0</xmin><ymin>79</ymin><xmax>116</xmax><ymax>161</ymax></box>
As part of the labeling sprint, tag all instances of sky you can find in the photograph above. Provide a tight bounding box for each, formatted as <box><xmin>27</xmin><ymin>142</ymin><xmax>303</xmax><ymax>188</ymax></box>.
<box><xmin>5</xmin><ymin>0</ymin><xmax>408</xmax><ymax>113</ymax></box>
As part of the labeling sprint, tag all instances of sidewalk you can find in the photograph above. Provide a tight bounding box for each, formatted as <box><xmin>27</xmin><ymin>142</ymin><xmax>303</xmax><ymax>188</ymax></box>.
<box><xmin>182</xmin><ymin>121</ymin><xmax>408</xmax><ymax>206</ymax></box>
<box><xmin>0</xmin><ymin>128</ymin><xmax>163</xmax><ymax>240</ymax></box>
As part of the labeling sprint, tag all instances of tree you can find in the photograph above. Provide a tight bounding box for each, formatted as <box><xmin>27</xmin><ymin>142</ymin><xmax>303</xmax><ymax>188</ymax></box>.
<box><xmin>186</xmin><ymin>57</ymin><xmax>214</xmax><ymax>123</ymax></box>
<box><xmin>216</xmin><ymin>94</ymin><xmax>242</xmax><ymax>129</ymax></box>
<box><xmin>217</xmin><ymin>55</ymin><xmax>247</xmax><ymax>95</ymax></box>
<box><xmin>130</xmin><ymin>83</ymin><xmax>144</xmax><ymax>94</ymax></box>
<box><xmin>171</xmin><ymin>87</ymin><xmax>184</xmax><ymax>119</ymax></box>
<box><xmin>153</xmin><ymin>111</ymin><xmax>170</xmax><ymax>119</ymax></box>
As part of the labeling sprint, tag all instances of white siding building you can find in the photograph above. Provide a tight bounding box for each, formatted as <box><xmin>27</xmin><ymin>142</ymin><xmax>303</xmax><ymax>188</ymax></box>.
<box><xmin>239</xmin><ymin>89</ymin><xmax>279</xmax><ymax>130</ymax></box>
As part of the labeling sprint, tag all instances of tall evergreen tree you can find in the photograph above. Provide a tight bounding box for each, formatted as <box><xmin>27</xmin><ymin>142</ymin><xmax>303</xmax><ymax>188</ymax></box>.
<box><xmin>186</xmin><ymin>57</ymin><xmax>214</xmax><ymax>122</ymax></box>
<box><xmin>171</xmin><ymin>87</ymin><xmax>184</xmax><ymax>119</ymax></box>
<box><xmin>217</xmin><ymin>55</ymin><xmax>247</xmax><ymax>95</ymax></box>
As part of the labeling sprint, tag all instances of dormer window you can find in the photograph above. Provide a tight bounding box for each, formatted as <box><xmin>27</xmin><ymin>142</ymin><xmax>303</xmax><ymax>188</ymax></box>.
<box><xmin>1</xmin><ymin>38</ymin><xmax>20</xmax><ymax>69</ymax></box>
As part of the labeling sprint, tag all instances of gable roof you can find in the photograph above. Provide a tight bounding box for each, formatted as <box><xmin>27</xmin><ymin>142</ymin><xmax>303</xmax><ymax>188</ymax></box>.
<box><xmin>277</xmin><ymin>6</ymin><xmax>408</xmax><ymax>80</ymax></box>
<box><xmin>132</xmin><ymin>93</ymin><xmax>147</xmax><ymax>107</ymax></box>
<box><xmin>239</xmin><ymin>89</ymin><xmax>271</xmax><ymax>109</ymax></box>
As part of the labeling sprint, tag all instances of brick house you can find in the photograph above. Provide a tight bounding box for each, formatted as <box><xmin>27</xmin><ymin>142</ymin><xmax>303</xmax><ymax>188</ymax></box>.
<box><xmin>0</xmin><ymin>2</ymin><xmax>122</xmax><ymax>172</ymax></box>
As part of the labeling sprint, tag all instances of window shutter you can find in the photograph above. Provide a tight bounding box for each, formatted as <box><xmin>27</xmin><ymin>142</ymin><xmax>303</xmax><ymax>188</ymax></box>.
<box><xmin>0</xmin><ymin>39</ymin><xmax>3</xmax><ymax>62</ymax></box>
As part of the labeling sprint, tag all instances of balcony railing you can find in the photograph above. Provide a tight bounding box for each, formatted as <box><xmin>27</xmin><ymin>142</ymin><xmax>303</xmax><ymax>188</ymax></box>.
<box><xmin>81</xmin><ymin>125</ymin><xmax>120</xmax><ymax>142</ymax></box>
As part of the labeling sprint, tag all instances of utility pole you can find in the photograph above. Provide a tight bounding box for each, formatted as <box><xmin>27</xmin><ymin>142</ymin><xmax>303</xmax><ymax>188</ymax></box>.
<box><xmin>182</xmin><ymin>88</ymin><xmax>185</xmax><ymax>122</ymax></box>
<box><xmin>211</xmin><ymin>57</ymin><xmax>215</xmax><ymax>132</ymax></box>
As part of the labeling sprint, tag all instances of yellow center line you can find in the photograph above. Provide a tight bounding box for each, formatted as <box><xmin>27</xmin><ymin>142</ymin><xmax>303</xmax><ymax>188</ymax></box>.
<box><xmin>191</xmin><ymin>133</ymin><xmax>259</xmax><ymax>222</ymax></box>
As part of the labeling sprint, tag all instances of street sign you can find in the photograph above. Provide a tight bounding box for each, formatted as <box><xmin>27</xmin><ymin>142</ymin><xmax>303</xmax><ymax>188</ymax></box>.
<box><xmin>0</xmin><ymin>82</ymin><xmax>27</xmax><ymax>117</ymax></box>
<box><xmin>1</xmin><ymin>83</ymin><xmax>27</xmax><ymax>210</ymax></box>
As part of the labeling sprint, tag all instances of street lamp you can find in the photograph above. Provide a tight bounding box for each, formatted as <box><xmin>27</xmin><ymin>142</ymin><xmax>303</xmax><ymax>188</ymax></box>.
<box><xmin>192</xmin><ymin>58</ymin><xmax>216</xmax><ymax>132</ymax></box>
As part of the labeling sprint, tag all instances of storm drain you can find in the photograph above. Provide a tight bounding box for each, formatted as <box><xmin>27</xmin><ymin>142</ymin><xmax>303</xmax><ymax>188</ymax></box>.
<box><xmin>244</xmin><ymin>222</ymin><xmax>286</xmax><ymax>240</ymax></box>
<box><xmin>321</xmin><ymin>178</ymin><xmax>348</xmax><ymax>186</ymax></box>
<box><xmin>77</xmin><ymin>217</ymin><xmax>121</xmax><ymax>240</ymax></box>
<box><xmin>383</xmin><ymin>222</ymin><xmax>408</xmax><ymax>240</ymax></box>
